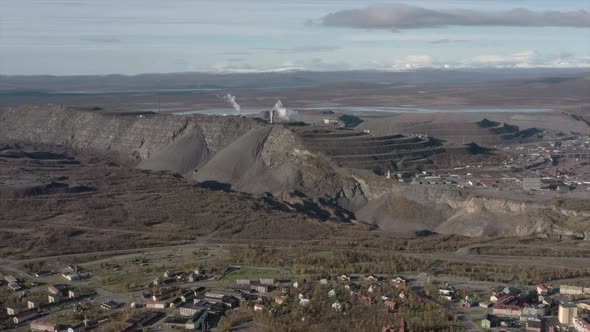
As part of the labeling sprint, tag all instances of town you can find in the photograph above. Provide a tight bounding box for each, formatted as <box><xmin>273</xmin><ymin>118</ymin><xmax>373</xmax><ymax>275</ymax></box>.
<box><xmin>1</xmin><ymin>240</ymin><xmax>589</xmax><ymax>332</ymax></box>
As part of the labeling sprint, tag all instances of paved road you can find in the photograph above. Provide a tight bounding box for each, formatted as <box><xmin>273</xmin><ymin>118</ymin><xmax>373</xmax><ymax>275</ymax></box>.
<box><xmin>457</xmin><ymin>311</ymin><xmax>480</xmax><ymax>332</ymax></box>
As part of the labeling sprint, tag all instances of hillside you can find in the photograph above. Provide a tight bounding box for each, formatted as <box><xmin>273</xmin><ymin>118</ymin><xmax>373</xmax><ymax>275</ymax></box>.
<box><xmin>0</xmin><ymin>143</ymin><xmax>346</xmax><ymax>258</ymax></box>
<box><xmin>1</xmin><ymin>106</ymin><xmax>589</xmax><ymax>240</ymax></box>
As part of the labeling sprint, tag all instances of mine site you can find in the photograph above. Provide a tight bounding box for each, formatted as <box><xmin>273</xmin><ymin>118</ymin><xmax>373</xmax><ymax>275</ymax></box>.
<box><xmin>1</xmin><ymin>1</ymin><xmax>590</xmax><ymax>332</ymax></box>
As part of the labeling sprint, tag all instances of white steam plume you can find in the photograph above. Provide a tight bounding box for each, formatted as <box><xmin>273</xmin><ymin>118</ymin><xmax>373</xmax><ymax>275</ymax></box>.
<box><xmin>273</xmin><ymin>100</ymin><xmax>298</xmax><ymax>121</ymax></box>
<box><xmin>223</xmin><ymin>94</ymin><xmax>241</xmax><ymax>113</ymax></box>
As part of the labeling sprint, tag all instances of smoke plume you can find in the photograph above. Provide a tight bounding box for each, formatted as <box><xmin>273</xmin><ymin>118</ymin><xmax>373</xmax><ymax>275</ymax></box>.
<box><xmin>273</xmin><ymin>100</ymin><xmax>298</xmax><ymax>121</ymax></box>
<box><xmin>223</xmin><ymin>94</ymin><xmax>241</xmax><ymax>113</ymax></box>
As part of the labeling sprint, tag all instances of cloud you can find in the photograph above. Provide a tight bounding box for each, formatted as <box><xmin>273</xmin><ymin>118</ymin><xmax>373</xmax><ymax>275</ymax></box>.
<box><xmin>212</xmin><ymin>58</ymin><xmax>350</xmax><ymax>73</ymax></box>
<box><xmin>386</xmin><ymin>50</ymin><xmax>590</xmax><ymax>70</ymax></box>
<box><xmin>322</xmin><ymin>4</ymin><xmax>590</xmax><ymax>30</ymax></box>
<box><xmin>392</xmin><ymin>54</ymin><xmax>434</xmax><ymax>69</ymax></box>
<box><xmin>466</xmin><ymin>50</ymin><xmax>590</xmax><ymax>68</ymax></box>
<box><xmin>253</xmin><ymin>46</ymin><xmax>340</xmax><ymax>54</ymax></box>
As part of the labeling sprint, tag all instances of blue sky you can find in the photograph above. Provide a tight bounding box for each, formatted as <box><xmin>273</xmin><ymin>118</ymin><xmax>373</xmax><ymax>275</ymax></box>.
<box><xmin>1</xmin><ymin>0</ymin><xmax>589</xmax><ymax>75</ymax></box>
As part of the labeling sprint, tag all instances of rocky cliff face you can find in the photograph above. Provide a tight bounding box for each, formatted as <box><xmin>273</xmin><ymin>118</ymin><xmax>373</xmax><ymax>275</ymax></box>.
<box><xmin>0</xmin><ymin>105</ymin><xmax>258</xmax><ymax>175</ymax></box>
<box><xmin>353</xmin><ymin>174</ymin><xmax>589</xmax><ymax>238</ymax></box>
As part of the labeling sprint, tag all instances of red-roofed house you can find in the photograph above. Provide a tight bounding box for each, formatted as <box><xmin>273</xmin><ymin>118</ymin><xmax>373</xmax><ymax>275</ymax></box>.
<box><xmin>31</xmin><ymin>320</ymin><xmax>57</xmax><ymax>332</ymax></box>
<box><xmin>48</xmin><ymin>285</ymin><xmax>62</xmax><ymax>295</ymax></box>
<box><xmin>536</xmin><ymin>284</ymin><xmax>551</xmax><ymax>295</ymax></box>
<box><xmin>145</xmin><ymin>300</ymin><xmax>167</xmax><ymax>309</ymax></box>
<box><xmin>384</xmin><ymin>300</ymin><xmax>397</xmax><ymax>311</ymax></box>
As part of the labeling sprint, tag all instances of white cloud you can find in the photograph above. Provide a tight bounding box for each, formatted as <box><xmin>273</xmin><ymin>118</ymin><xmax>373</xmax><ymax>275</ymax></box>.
<box><xmin>211</xmin><ymin>50</ymin><xmax>589</xmax><ymax>73</ymax></box>
<box><xmin>385</xmin><ymin>50</ymin><xmax>590</xmax><ymax>71</ymax></box>
<box><xmin>467</xmin><ymin>50</ymin><xmax>590</xmax><ymax>68</ymax></box>
<box><xmin>392</xmin><ymin>54</ymin><xmax>434</xmax><ymax>69</ymax></box>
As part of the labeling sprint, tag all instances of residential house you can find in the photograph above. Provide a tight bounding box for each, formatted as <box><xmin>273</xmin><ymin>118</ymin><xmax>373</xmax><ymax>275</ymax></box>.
<box><xmin>5</xmin><ymin>276</ymin><xmax>18</xmax><ymax>284</ymax></box>
<box><xmin>275</xmin><ymin>296</ymin><xmax>287</xmax><ymax>305</ymax></box>
<box><xmin>345</xmin><ymin>283</ymin><xmax>360</xmax><ymax>292</ymax></box>
<box><xmin>338</xmin><ymin>274</ymin><xmax>351</xmax><ymax>281</ymax></box>
<box><xmin>13</xmin><ymin>310</ymin><xmax>37</xmax><ymax>324</ymax></box>
<box><xmin>368</xmin><ymin>284</ymin><xmax>378</xmax><ymax>294</ymax></box>
<box><xmin>169</xmin><ymin>297</ymin><xmax>182</xmax><ymax>308</ymax></box>
<box><xmin>391</xmin><ymin>276</ymin><xmax>408</xmax><ymax>287</ymax></box>
<box><xmin>48</xmin><ymin>294</ymin><xmax>61</xmax><ymax>304</ymax></box>
<box><xmin>481</xmin><ymin>314</ymin><xmax>500</xmax><ymax>329</ymax></box>
<box><xmin>31</xmin><ymin>320</ymin><xmax>57</xmax><ymax>332</ymax></box>
<box><xmin>180</xmin><ymin>292</ymin><xmax>194</xmax><ymax>303</ymax></box>
<box><xmin>64</xmin><ymin>265</ymin><xmax>80</xmax><ymax>274</ymax></box>
<box><xmin>439</xmin><ymin>286</ymin><xmax>456</xmax><ymax>298</ymax></box>
<box><xmin>364</xmin><ymin>274</ymin><xmax>379</xmax><ymax>282</ymax></box>
<box><xmin>260</xmin><ymin>278</ymin><xmax>275</xmax><ymax>286</ymax></box>
<box><xmin>460</xmin><ymin>297</ymin><xmax>478</xmax><ymax>308</ymax></box>
<box><xmin>490</xmin><ymin>293</ymin><xmax>503</xmax><ymax>303</ymax></box>
<box><xmin>328</xmin><ymin>289</ymin><xmax>337</xmax><ymax>297</ymax></box>
<box><xmin>332</xmin><ymin>302</ymin><xmax>343</xmax><ymax>312</ymax></box>
<box><xmin>479</xmin><ymin>301</ymin><xmax>493</xmax><ymax>308</ymax></box>
<box><xmin>398</xmin><ymin>291</ymin><xmax>408</xmax><ymax>300</ymax></box>
<box><xmin>503</xmin><ymin>287</ymin><xmax>521</xmax><ymax>296</ymax></box>
<box><xmin>252</xmin><ymin>285</ymin><xmax>269</xmax><ymax>294</ymax></box>
<box><xmin>254</xmin><ymin>304</ymin><xmax>266</xmax><ymax>311</ymax></box>
<box><xmin>28</xmin><ymin>301</ymin><xmax>39</xmax><ymax>309</ymax></box>
<box><xmin>7</xmin><ymin>307</ymin><xmax>20</xmax><ymax>316</ymax></box>
<box><xmin>298</xmin><ymin>294</ymin><xmax>310</xmax><ymax>307</ymax></box>
<box><xmin>61</xmin><ymin>273</ymin><xmax>80</xmax><ymax>281</ymax></box>
<box><xmin>384</xmin><ymin>300</ymin><xmax>397</xmax><ymax>311</ymax></box>
<box><xmin>48</xmin><ymin>285</ymin><xmax>65</xmax><ymax>295</ymax></box>
<box><xmin>360</xmin><ymin>295</ymin><xmax>374</xmax><ymax>305</ymax></box>
<box><xmin>68</xmin><ymin>289</ymin><xmax>81</xmax><ymax>299</ymax></box>
<box><xmin>101</xmin><ymin>301</ymin><xmax>119</xmax><ymax>310</ymax></box>
<box><xmin>537</xmin><ymin>283</ymin><xmax>551</xmax><ymax>295</ymax></box>
<box><xmin>236</xmin><ymin>279</ymin><xmax>251</xmax><ymax>285</ymax></box>
<box><xmin>145</xmin><ymin>300</ymin><xmax>167</xmax><ymax>309</ymax></box>
<box><xmin>8</xmin><ymin>282</ymin><xmax>22</xmax><ymax>292</ymax></box>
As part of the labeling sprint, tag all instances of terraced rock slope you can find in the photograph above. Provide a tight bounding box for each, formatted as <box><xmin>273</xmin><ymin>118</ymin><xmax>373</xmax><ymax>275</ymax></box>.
<box><xmin>297</xmin><ymin>128</ymin><xmax>444</xmax><ymax>172</ymax></box>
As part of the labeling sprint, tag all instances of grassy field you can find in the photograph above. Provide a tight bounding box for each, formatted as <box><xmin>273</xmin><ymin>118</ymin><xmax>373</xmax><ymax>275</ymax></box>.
<box><xmin>221</xmin><ymin>267</ymin><xmax>279</xmax><ymax>282</ymax></box>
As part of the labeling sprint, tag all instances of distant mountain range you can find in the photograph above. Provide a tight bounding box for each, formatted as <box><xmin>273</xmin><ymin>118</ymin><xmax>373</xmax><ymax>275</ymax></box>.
<box><xmin>1</xmin><ymin>68</ymin><xmax>588</xmax><ymax>93</ymax></box>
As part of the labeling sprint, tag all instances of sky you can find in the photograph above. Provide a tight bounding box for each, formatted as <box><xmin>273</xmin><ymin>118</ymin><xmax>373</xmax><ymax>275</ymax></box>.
<box><xmin>1</xmin><ymin>0</ymin><xmax>589</xmax><ymax>75</ymax></box>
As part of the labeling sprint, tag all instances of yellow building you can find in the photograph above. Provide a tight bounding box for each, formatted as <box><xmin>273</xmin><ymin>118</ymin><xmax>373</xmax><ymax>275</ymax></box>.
<box><xmin>558</xmin><ymin>302</ymin><xmax>578</xmax><ymax>326</ymax></box>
